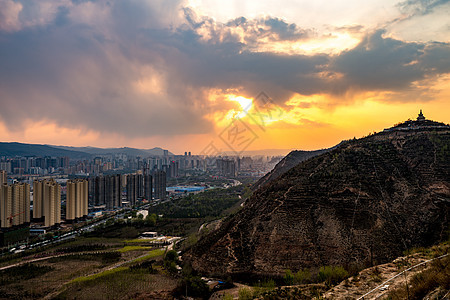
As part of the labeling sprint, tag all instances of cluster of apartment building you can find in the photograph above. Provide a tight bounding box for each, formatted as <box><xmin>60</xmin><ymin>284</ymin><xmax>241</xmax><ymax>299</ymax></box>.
<box><xmin>88</xmin><ymin>169</ymin><xmax>167</xmax><ymax>209</ymax></box>
<box><xmin>0</xmin><ymin>172</ymin><xmax>88</xmax><ymax>230</ymax></box>
<box><xmin>0</xmin><ymin>151</ymin><xmax>247</xmax><ymax>177</ymax></box>
<box><xmin>1</xmin><ymin>167</ymin><xmax>170</xmax><ymax>234</ymax></box>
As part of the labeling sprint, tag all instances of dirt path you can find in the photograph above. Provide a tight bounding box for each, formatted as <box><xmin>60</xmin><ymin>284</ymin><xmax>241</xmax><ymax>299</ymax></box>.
<box><xmin>324</xmin><ymin>253</ymin><xmax>448</xmax><ymax>299</ymax></box>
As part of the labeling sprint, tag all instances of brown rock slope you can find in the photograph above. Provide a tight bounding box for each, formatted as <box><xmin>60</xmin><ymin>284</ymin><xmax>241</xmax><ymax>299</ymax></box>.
<box><xmin>185</xmin><ymin>127</ymin><xmax>450</xmax><ymax>279</ymax></box>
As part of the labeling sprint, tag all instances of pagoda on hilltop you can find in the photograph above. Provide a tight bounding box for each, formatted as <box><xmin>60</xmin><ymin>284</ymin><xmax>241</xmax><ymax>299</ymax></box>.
<box><xmin>383</xmin><ymin>109</ymin><xmax>450</xmax><ymax>132</ymax></box>
<box><xmin>417</xmin><ymin>109</ymin><xmax>426</xmax><ymax>121</ymax></box>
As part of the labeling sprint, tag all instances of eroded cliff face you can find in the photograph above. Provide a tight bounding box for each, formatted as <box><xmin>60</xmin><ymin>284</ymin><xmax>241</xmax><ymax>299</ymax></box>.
<box><xmin>185</xmin><ymin>130</ymin><xmax>450</xmax><ymax>278</ymax></box>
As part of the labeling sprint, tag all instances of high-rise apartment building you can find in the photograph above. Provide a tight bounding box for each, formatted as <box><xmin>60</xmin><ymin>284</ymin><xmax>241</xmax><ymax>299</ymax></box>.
<box><xmin>153</xmin><ymin>170</ymin><xmax>166</xmax><ymax>200</ymax></box>
<box><xmin>144</xmin><ymin>173</ymin><xmax>152</xmax><ymax>201</ymax></box>
<box><xmin>137</xmin><ymin>173</ymin><xmax>144</xmax><ymax>199</ymax></box>
<box><xmin>107</xmin><ymin>174</ymin><xmax>122</xmax><ymax>209</ymax></box>
<box><xmin>126</xmin><ymin>174</ymin><xmax>138</xmax><ymax>206</ymax></box>
<box><xmin>0</xmin><ymin>184</ymin><xmax>11</xmax><ymax>228</ymax></box>
<box><xmin>33</xmin><ymin>179</ymin><xmax>61</xmax><ymax>227</ymax></box>
<box><xmin>0</xmin><ymin>182</ymin><xmax>30</xmax><ymax>228</ymax></box>
<box><xmin>216</xmin><ymin>158</ymin><xmax>237</xmax><ymax>177</ymax></box>
<box><xmin>90</xmin><ymin>175</ymin><xmax>122</xmax><ymax>210</ymax></box>
<box><xmin>0</xmin><ymin>170</ymin><xmax>6</xmax><ymax>185</ymax></box>
<box><xmin>66</xmin><ymin>179</ymin><xmax>88</xmax><ymax>221</ymax></box>
<box><xmin>169</xmin><ymin>161</ymin><xmax>179</xmax><ymax>178</ymax></box>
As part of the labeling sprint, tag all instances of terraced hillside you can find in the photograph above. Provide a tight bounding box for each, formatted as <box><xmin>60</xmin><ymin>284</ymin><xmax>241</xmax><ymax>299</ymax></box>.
<box><xmin>185</xmin><ymin>124</ymin><xmax>450</xmax><ymax>279</ymax></box>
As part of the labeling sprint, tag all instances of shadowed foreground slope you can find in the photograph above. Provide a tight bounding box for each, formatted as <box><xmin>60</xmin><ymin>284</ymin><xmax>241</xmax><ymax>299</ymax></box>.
<box><xmin>185</xmin><ymin>126</ymin><xmax>450</xmax><ymax>279</ymax></box>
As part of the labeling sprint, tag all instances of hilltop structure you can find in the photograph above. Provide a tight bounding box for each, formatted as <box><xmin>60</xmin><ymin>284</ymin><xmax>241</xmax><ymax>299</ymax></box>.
<box><xmin>384</xmin><ymin>110</ymin><xmax>449</xmax><ymax>132</ymax></box>
<box><xmin>417</xmin><ymin>109</ymin><xmax>426</xmax><ymax>121</ymax></box>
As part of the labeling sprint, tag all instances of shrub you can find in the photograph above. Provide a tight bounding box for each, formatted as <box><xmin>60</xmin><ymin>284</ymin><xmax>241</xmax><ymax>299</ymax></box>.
<box><xmin>164</xmin><ymin>250</ymin><xmax>179</xmax><ymax>273</ymax></box>
<box><xmin>284</xmin><ymin>269</ymin><xmax>294</xmax><ymax>285</ymax></box>
<box><xmin>223</xmin><ymin>293</ymin><xmax>234</xmax><ymax>300</ymax></box>
<box><xmin>295</xmin><ymin>268</ymin><xmax>311</xmax><ymax>284</ymax></box>
<box><xmin>165</xmin><ymin>250</ymin><xmax>178</xmax><ymax>262</ymax></box>
<box><xmin>317</xmin><ymin>265</ymin><xmax>349</xmax><ymax>286</ymax></box>
<box><xmin>370</xmin><ymin>266</ymin><xmax>383</xmax><ymax>283</ymax></box>
<box><xmin>238</xmin><ymin>287</ymin><xmax>253</xmax><ymax>300</ymax></box>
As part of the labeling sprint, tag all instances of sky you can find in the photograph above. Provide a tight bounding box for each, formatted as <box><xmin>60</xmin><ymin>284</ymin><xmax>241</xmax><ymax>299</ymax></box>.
<box><xmin>0</xmin><ymin>0</ymin><xmax>449</xmax><ymax>155</ymax></box>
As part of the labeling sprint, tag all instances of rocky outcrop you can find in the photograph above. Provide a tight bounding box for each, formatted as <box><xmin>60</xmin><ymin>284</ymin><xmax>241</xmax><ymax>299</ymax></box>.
<box><xmin>185</xmin><ymin>128</ymin><xmax>450</xmax><ymax>279</ymax></box>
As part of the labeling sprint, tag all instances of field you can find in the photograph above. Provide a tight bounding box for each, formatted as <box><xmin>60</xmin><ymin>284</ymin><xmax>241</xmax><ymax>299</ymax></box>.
<box><xmin>0</xmin><ymin>236</ymin><xmax>176</xmax><ymax>299</ymax></box>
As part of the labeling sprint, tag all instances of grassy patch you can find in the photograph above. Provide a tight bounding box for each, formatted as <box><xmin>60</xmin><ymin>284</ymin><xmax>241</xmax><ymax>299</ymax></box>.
<box><xmin>71</xmin><ymin>267</ymin><xmax>128</xmax><ymax>284</ymax></box>
<box><xmin>133</xmin><ymin>249</ymin><xmax>165</xmax><ymax>263</ymax></box>
<box><xmin>125</xmin><ymin>238</ymin><xmax>157</xmax><ymax>244</ymax></box>
<box><xmin>118</xmin><ymin>245</ymin><xmax>153</xmax><ymax>253</ymax></box>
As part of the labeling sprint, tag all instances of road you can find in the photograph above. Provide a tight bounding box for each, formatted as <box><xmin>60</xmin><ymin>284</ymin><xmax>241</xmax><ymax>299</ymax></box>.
<box><xmin>4</xmin><ymin>207</ymin><xmax>130</xmax><ymax>255</ymax></box>
<box><xmin>3</xmin><ymin>198</ymin><xmax>177</xmax><ymax>257</ymax></box>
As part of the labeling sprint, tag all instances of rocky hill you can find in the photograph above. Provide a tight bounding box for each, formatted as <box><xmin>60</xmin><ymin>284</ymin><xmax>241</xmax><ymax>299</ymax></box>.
<box><xmin>253</xmin><ymin>148</ymin><xmax>332</xmax><ymax>191</ymax></box>
<box><xmin>185</xmin><ymin>120</ymin><xmax>450</xmax><ymax>280</ymax></box>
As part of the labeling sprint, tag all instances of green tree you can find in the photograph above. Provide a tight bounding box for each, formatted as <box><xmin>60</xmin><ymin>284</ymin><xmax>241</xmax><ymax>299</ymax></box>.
<box><xmin>164</xmin><ymin>250</ymin><xmax>179</xmax><ymax>273</ymax></box>
<box><xmin>145</xmin><ymin>213</ymin><xmax>157</xmax><ymax>226</ymax></box>
<box><xmin>165</xmin><ymin>250</ymin><xmax>178</xmax><ymax>262</ymax></box>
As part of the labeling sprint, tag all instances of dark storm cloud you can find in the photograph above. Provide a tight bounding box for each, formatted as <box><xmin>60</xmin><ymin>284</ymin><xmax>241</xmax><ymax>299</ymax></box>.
<box><xmin>329</xmin><ymin>30</ymin><xmax>450</xmax><ymax>95</ymax></box>
<box><xmin>185</xmin><ymin>8</ymin><xmax>314</xmax><ymax>46</ymax></box>
<box><xmin>0</xmin><ymin>0</ymin><xmax>449</xmax><ymax>137</ymax></box>
<box><xmin>263</xmin><ymin>17</ymin><xmax>311</xmax><ymax>41</ymax></box>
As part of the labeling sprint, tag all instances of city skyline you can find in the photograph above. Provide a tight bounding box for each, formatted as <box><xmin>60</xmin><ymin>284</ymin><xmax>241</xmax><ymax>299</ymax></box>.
<box><xmin>0</xmin><ymin>0</ymin><xmax>449</xmax><ymax>154</ymax></box>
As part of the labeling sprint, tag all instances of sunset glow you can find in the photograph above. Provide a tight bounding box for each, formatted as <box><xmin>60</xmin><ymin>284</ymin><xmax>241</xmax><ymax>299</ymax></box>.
<box><xmin>0</xmin><ymin>0</ymin><xmax>448</xmax><ymax>154</ymax></box>
<box><xmin>226</xmin><ymin>95</ymin><xmax>253</xmax><ymax>119</ymax></box>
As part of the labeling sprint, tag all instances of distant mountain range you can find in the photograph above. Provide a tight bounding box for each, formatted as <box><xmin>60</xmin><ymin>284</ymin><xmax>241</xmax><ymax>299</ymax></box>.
<box><xmin>0</xmin><ymin>142</ymin><xmax>173</xmax><ymax>159</ymax></box>
<box><xmin>0</xmin><ymin>142</ymin><xmax>90</xmax><ymax>159</ymax></box>
<box><xmin>0</xmin><ymin>142</ymin><xmax>304</xmax><ymax>159</ymax></box>
<box><xmin>52</xmin><ymin>145</ymin><xmax>173</xmax><ymax>157</ymax></box>
<box><xmin>222</xmin><ymin>149</ymin><xmax>293</xmax><ymax>157</ymax></box>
